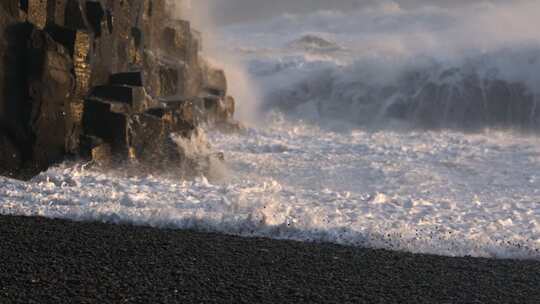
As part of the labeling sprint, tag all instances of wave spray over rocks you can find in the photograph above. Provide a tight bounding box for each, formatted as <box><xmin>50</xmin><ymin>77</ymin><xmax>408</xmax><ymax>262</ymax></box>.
<box><xmin>1</xmin><ymin>0</ymin><xmax>539</xmax><ymax>260</ymax></box>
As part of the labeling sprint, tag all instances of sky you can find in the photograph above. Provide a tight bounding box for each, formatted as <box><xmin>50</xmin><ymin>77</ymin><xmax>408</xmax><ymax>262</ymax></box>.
<box><xmin>187</xmin><ymin>0</ymin><xmax>519</xmax><ymax>25</ymax></box>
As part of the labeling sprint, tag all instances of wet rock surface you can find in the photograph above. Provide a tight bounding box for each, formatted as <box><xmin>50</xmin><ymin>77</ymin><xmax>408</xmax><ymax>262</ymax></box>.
<box><xmin>0</xmin><ymin>0</ymin><xmax>238</xmax><ymax>179</ymax></box>
<box><xmin>0</xmin><ymin>215</ymin><xmax>538</xmax><ymax>304</ymax></box>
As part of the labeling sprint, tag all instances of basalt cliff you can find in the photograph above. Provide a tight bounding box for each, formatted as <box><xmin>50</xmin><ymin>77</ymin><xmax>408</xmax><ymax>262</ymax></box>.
<box><xmin>0</xmin><ymin>0</ymin><xmax>237</xmax><ymax>179</ymax></box>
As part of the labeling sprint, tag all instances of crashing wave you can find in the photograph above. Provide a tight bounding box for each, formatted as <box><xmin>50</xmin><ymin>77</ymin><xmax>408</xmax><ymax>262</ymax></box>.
<box><xmin>259</xmin><ymin>51</ymin><xmax>540</xmax><ymax>130</ymax></box>
<box><xmin>216</xmin><ymin>1</ymin><xmax>540</xmax><ymax>131</ymax></box>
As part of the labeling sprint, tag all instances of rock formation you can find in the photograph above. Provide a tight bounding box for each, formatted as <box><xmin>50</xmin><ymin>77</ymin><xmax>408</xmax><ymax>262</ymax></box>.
<box><xmin>288</xmin><ymin>35</ymin><xmax>342</xmax><ymax>53</ymax></box>
<box><xmin>0</xmin><ymin>0</ymin><xmax>238</xmax><ymax>179</ymax></box>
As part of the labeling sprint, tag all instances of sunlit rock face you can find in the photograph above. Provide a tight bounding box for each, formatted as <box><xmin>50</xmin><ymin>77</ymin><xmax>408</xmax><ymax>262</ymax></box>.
<box><xmin>0</xmin><ymin>0</ymin><xmax>238</xmax><ymax>179</ymax></box>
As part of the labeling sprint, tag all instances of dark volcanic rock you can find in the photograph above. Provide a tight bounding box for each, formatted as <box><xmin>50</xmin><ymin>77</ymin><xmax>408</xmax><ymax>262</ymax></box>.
<box><xmin>82</xmin><ymin>98</ymin><xmax>131</xmax><ymax>157</ymax></box>
<box><xmin>0</xmin><ymin>0</ymin><xmax>21</xmax><ymax>18</ymax></box>
<box><xmin>27</xmin><ymin>27</ymin><xmax>75</xmax><ymax>170</ymax></box>
<box><xmin>0</xmin><ymin>7</ymin><xmax>35</xmax><ymax>177</ymax></box>
<box><xmin>90</xmin><ymin>85</ymin><xmax>148</xmax><ymax>111</ymax></box>
<box><xmin>0</xmin><ymin>0</ymin><xmax>239</xmax><ymax>179</ymax></box>
<box><xmin>84</xmin><ymin>1</ymin><xmax>104</xmax><ymax>35</ymax></box>
<box><xmin>0</xmin><ymin>133</ymin><xmax>22</xmax><ymax>176</ymax></box>
<box><xmin>202</xmin><ymin>62</ymin><xmax>228</xmax><ymax>97</ymax></box>
<box><xmin>110</xmin><ymin>71</ymin><xmax>144</xmax><ymax>87</ymax></box>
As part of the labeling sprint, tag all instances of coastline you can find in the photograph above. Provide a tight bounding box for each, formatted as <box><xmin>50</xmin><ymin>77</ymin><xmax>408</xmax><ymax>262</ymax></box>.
<box><xmin>0</xmin><ymin>215</ymin><xmax>538</xmax><ymax>303</ymax></box>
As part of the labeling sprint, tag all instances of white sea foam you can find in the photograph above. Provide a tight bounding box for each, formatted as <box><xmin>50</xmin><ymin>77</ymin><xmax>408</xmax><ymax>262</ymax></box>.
<box><xmin>0</xmin><ymin>121</ymin><xmax>539</xmax><ymax>259</ymax></box>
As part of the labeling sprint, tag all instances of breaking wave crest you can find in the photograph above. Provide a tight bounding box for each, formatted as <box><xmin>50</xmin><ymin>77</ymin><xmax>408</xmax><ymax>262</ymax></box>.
<box><xmin>257</xmin><ymin>50</ymin><xmax>540</xmax><ymax>130</ymax></box>
<box><xmin>219</xmin><ymin>1</ymin><xmax>540</xmax><ymax>131</ymax></box>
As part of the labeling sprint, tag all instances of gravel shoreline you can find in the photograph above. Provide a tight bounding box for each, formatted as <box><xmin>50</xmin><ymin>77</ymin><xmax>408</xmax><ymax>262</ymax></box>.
<box><xmin>0</xmin><ymin>215</ymin><xmax>538</xmax><ymax>303</ymax></box>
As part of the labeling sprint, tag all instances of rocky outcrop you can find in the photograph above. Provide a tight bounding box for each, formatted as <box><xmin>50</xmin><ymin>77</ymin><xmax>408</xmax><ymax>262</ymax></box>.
<box><xmin>0</xmin><ymin>0</ymin><xmax>238</xmax><ymax>179</ymax></box>
<box><xmin>288</xmin><ymin>35</ymin><xmax>342</xmax><ymax>53</ymax></box>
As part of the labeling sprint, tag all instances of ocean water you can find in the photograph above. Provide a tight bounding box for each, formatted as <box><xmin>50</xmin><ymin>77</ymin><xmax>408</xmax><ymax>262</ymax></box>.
<box><xmin>1</xmin><ymin>1</ymin><xmax>540</xmax><ymax>259</ymax></box>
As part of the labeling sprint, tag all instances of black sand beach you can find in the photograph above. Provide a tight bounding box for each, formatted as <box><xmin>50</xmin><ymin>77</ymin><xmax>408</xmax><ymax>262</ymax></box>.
<box><xmin>0</xmin><ymin>215</ymin><xmax>538</xmax><ymax>303</ymax></box>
